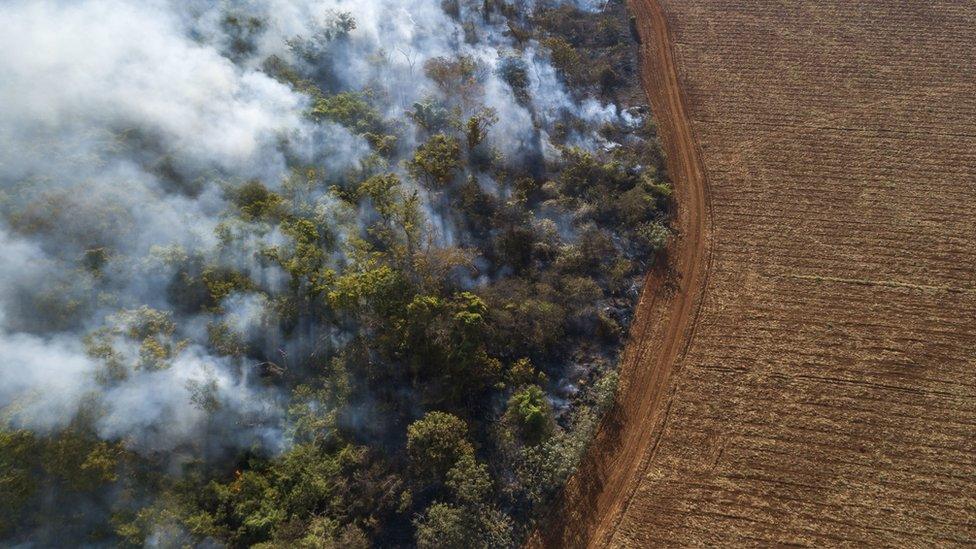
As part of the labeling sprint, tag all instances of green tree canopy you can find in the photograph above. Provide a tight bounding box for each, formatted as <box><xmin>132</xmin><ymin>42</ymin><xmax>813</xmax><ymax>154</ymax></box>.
<box><xmin>408</xmin><ymin>134</ymin><xmax>461</xmax><ymax>188</ymax></box>
<box><xmin>406</xmin><ymin>412</ymin><xmax>474</xmax><ymax>482</ymax></box>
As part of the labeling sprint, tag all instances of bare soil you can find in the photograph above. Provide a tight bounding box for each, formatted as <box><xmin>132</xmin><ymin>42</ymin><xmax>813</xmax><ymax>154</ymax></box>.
<box><xmin>540</xmin><ymin>0</ymin><xmax>976</xmax><ymax>546</ymax></box>
<box><xmin>533</xmin><ymin>0</ymin><xmax>712</xmax><ymax>545</ymax></box>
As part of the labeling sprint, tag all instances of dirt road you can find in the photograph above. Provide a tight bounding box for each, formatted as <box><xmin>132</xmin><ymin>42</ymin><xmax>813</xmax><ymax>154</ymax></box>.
<box><xmin>536</xmin><ymin>0</ymin><xmax>712</xmax><ymax>545</ymax></box>
<box><xmin>543</xmin><ymin>0</ymin><xmax>976</xmax><ymax>546</ymax></box>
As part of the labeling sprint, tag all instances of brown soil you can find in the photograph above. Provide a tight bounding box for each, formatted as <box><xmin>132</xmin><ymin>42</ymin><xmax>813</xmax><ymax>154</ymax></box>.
<box><xmin>540</xmin><ymin>0</ymin><xmax>976</xmax><ymax>546</ymax></box>
<box><xmin>533</xmin><ymin>0</ymin><xmax>713</xmax><ymax>545</ymax></box>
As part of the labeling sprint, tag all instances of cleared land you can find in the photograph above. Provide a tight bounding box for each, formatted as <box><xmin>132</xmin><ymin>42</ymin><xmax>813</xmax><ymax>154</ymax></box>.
<box><xmin>543</xmin><ymin>0</ymin><xmax>976</xmax><ymax>546</ymax></box>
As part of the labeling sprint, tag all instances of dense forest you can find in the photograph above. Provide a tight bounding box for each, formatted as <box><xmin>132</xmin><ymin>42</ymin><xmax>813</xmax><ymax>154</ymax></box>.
<box><xmin>0</xmin><ymin>0</ymin><xmax>670</xmax><ymax>546</ymax></box>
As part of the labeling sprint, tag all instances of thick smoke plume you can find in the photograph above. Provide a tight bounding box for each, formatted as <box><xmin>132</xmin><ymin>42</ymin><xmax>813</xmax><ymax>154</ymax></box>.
<box><xmin>0</xmin><ymin>0</ymin><xmax>621</xmax><ymax>453</ymax></box>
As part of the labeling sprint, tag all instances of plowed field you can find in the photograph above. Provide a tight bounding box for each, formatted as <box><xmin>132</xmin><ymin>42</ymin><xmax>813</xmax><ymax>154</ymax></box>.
<box><xmin>542</xmin><ymin>0</ymin><xmax>976</xmax><ymax>546</ymax></box>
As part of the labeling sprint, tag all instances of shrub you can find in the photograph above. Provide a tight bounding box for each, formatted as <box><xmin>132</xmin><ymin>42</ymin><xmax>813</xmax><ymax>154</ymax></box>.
<box><xmin>505</xmin><ymin>385</ymin><xmax>555</xmax><ymax>446</ymax></box>
<box><xmin>542</xmin><ymin>37</ymin><xmax>584</xmax><ymax>84</ymax></box>
<box><xmin>414</xmin><ymin>503</ymin><xmax>468</xmax><ymax>549</ymax></box>
<box><xmin>409</xmin><ymin>134</ymin><xmax>462</xmax><ymax>188</ymax></box>
<box><xmin>635</xmin><ymin>221</ymin><xmax>671</xmax><ymax>254</ymax></box>
<box><xmin>446</xmin><ymin>453</ymin><xmax>492</xmax><ymax>504</ymax></box>
<box><xmin>406</xmin><ymin>412</ymin><xmax>474</xmax><ymax>482</ymax></box>
<box><xmin>498</xmin><ymin>55</ymin><xmax>530</xmax><ymax>103</ymax></box>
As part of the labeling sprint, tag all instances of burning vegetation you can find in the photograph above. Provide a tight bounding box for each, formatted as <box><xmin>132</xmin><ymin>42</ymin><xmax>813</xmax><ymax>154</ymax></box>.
<box><xmin>0</xmin><ymin>0</ymin><xmax>669</xmax><ymax>545</ymax></box>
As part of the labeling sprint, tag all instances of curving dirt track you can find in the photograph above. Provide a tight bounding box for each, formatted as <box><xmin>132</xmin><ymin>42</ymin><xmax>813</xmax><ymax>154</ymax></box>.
<box><xmin>542</xmin><ymin>0</ymin><xmax>976</xmax><ymax>546</ymax></box>
<box><xmin>535</xmin><ymin>0</ymin><xmax>713</xmax><ymax>545</ymax></box>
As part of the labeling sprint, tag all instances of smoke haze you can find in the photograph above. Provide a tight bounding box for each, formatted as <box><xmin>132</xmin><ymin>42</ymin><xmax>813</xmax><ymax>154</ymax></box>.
<box><xmin>0</xmin><ymin>0</ymin><xmax>623</xmax><ymax>453</ymax></box>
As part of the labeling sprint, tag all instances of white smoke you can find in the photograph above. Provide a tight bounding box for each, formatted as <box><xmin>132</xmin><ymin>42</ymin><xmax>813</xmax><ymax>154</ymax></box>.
<box><xmin>0</xmin><ymin>0</ymin><xmax>330</xmax><ymax>451</ymax></box>
<box><xmin>2</xmin><ymin>1</ymin><xmax>313</xmax><ymax>178</ymax></box>
<box><xmin>0</xmin><ymin>332</ymin><xmax>95</xmax><ymax>433</ymax></box>
<box><xmin>0</xmin><ymin>0</ymin><xmax>621</xmax><ymax>455</ymax></box>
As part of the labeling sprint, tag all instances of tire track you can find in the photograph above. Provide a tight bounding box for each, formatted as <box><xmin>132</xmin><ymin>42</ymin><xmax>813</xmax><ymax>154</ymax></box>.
<box><xmin>532</xmin><ymin>0</ymin><xmax>713</xmax><ymax>545</ymax></box>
